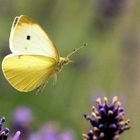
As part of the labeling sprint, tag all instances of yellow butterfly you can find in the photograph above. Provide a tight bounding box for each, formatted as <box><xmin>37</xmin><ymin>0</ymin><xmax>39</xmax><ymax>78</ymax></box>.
<box><xmin>2</xmin><ymin>15</ymin><xmax>83</xmax><ymax>92</ymax></box>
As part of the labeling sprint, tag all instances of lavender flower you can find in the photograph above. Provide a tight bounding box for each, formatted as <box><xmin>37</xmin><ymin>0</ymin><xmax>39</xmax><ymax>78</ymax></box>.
<box><xmin>58</xmin><ymin>131</ymin><xmax>75</xmax><ymax>140</ymax></box>
<box><xmin>36</xmin><ymin>123</ymin><xmax>58</xmax><ymax>140</ymax></box>
<box><xmin>12</xmin><ymin>106</ymin><xmax>33</xmax><ymax>124</ymax></box>
<box><xmin>11</xmin><ymin>106</ymin><xmax>33</xmax><ymax>140</ymax></box>
<box><xmin>11</xmin><ymin>106</ymin><xmax>75</xmax><ymax>140</ymax></box>
<box><xmin>0</xmin><ymin>117</ymin><xmax>9</xmax><ymax>140</ymax></box>
<box><xmin>83</xmin><ymin>96</ymin><xmax>130</xmax><ymax>140</ymax></box>
<box><xmin>0</xmin><ymin>117</ymin><xmax>20</xmax><ymax>140</ymax></box>
<box><xmin>13</xmin><ymin>131</ymin><xmax>21</xmax><ymax>140</ymax></box>
<box><xmin>28</xmin><ymin>123</ymin><xmax>75</xmax><ymax>140</ymax></box>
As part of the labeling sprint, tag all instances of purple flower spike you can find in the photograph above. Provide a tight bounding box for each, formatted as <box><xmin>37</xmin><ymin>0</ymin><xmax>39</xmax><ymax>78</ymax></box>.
<box><xmin>13</xmin><ymin>131</ymin><xmax>21</xmax><ymax>140</ymax></box>
<box><xmin>12</xmin><ymin>106</ymin><xmax>33</xmax><ymax>123</ymax></box>
<box><xmin>0</xmin><ymin>117</ymin><xmax>21</xmax><ymax>140</ymax></box>
<box><xmin>0</xmin><ymin>117</ymin><xmax>10</xmax><ymax>140</ymax></box>
<box><xmin>28</xmin><ymin>123</ymin><xmax>76</xmax><ymax>140</ymax></box>
<box><xmin>58</xmin><ymin>131</ymin><xmax>75</xmax><ymax>140</ymax></box>
<box><xmin>83</xmin><ymin>96</ymin><xmax>130</xmax><ymax>140</ymax></box>
<box><xmin>11</xmin><ymin>106</ymin><xmax>33</xmax><ymax>140</ymax></box>
<box><xmin>99</xmin><ymin>107</ymin><xmax>106</xmax><ymax>116</ymax></box>
<box><xmin>38</xmin><ymin>123</ymin><xmax>58</xmax><ymax>140</ymax></box>
<box><xmin>109</xmin><ymin>124</ymin><xmax>117</xmax><ymax>129</ymax></box>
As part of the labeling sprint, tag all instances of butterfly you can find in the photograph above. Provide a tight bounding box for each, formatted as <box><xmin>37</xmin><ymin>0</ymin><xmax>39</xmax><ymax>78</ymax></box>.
<box><xmin>2</xmin><ymin>15</ymin><xmax>84</xmax><ymax>92</ymax></box>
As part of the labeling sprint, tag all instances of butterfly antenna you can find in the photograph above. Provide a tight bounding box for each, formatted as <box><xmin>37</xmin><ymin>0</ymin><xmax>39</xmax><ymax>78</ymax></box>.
<box><xmin>67</xmin><ymin>43</ymin><xmax>87</xmax><ymax>58</ymax></box>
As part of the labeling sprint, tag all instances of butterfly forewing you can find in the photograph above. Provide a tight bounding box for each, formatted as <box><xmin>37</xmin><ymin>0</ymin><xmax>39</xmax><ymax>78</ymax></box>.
<box><xmin>10</xmin><ymin>15</ymin><xmax>59</xmax><ymax>61</ymax></box>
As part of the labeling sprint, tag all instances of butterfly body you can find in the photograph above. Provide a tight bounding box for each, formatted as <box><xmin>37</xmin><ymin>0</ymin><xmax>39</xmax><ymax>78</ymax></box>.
<box><xmin>55</xmin><ymin>57</ymin><xmax>69</xmax><ymax>72</ymax></box>
<box><xmin>2</xmin><ymin>15</ymin><xmax>70</xmax><ymax>92</ymax></box>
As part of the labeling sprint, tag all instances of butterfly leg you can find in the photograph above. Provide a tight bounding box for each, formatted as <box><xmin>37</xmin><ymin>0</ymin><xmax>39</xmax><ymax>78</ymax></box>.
<box><xmin>53</xmin><ymin>74</ymin><xmax>58</xmax><ymax>86</ymax></box>
<box><xmin>36</xmin><ymin>81</ymin><xmax>48</xmax><ymax>93</ymax></box>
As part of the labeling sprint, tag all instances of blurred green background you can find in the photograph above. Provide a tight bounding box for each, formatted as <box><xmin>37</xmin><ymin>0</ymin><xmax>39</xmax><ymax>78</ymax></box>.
<box><xmin>0</xmin><ymin>0</ymin><xmax>140</xmax><ymax>139</ymax></box>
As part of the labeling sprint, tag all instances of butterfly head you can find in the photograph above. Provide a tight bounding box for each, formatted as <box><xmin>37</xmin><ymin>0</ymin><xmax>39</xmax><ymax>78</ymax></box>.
<box><xmin>56</xmin><ymin>44</ymin><xmax>86</xmax><ymax>73</ymax></box>
<box><xmin>55</xmin><ymin>57</ymin><xmax>69</xmax><ymax>73</ymax></box>
<box><xmin>59</xmin><ymin>57</ymin><xmax>70</xmax><ymax>65</ymax></box>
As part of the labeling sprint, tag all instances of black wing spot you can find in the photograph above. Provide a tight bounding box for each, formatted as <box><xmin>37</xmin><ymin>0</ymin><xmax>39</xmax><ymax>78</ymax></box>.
<box><xmin>26</xmin><ymin>35</ymin><xmax>31</xmax><ymax>40</ymax></box>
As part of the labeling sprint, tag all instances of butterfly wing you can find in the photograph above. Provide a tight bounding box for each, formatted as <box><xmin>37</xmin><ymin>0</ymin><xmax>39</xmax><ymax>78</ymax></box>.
<box><xmin>10</xmin><ymin>15</ymin><xmax>59</xmax><ymax>60</ymax></box>
<box><xmin>2</xmin><ymin>54</ymin><xmax>57</xmax><ymax>92</ymax></box>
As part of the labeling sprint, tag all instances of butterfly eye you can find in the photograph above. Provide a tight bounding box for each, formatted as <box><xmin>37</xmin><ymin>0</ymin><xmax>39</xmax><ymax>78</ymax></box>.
<box><xmin>26</xmin><ymin>35</ymin><xmax>31</xmax><ymax>40</ymax></box>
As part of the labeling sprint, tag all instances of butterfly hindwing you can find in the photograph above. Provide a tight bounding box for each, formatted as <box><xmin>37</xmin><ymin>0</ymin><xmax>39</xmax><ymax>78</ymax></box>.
<box><xmin>2</xmin><ymin>54</ymin><xmax>56</xmax><ymax>92</ymax></box>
